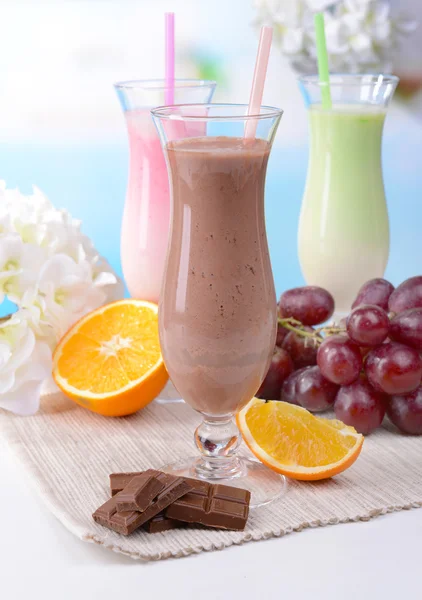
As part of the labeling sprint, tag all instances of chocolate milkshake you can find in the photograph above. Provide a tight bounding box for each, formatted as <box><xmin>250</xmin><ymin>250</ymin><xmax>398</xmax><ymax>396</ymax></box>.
<box><xmin>159</xmin><ymin>136</ymin><xmax>277</xmax><ymax>417</ymax></box>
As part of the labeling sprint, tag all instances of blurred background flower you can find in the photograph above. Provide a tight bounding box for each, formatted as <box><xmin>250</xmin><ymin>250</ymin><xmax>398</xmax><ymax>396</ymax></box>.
<box><xmin>253</xmin><ymin>0</ymin><xmax>417</xmax><ymax>74</ymax></box>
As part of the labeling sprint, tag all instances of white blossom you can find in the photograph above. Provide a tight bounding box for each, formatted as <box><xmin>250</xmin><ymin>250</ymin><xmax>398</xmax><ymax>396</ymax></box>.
<box><xmin>0</xmin><ymin>314</ymin><xmax>52</xmax><ymax>415</ymax></box>
<box><xmin>0</xmin><ymin>181</ymin><xmax>124</xmax><ymax>415</ymax></box>
<box><xmin>253</xmin><ymin>0</ymin><xmax>417</xmax><ymax>74</ymax></box>
<box><xmin>0</xmin><ymin>234</ymin><xmax>47</xmax><ymax>303</ymax></box>
<box><xmin>306</xmin><ymin>0</ymin><xmax>336</xmax><ymax>12</ymax></box>
<box><xmin>18</xmin><ymin>288</ymin><xmax>55</xmax><ymax>347</ymax></box>
<box><xmin>282</xmin><ymin>28</ymin><xmax>305</xmax><ymax>55</ymax></box>
<box><xmin>37</xmin><ymin>254</ymin><xmax>108</xmax><ymax>339</ymax></box>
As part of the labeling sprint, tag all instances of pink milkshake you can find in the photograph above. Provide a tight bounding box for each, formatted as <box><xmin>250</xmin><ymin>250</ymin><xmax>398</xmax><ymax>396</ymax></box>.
<box><xmin>115</xmin><ymin>80</ymin><xmax>216</xmax><ymax>303</ymax></box>
<box><xmin>121</xmin><ymin>109</ymin><xmax>169</xmax><ymax>302</ymax></box>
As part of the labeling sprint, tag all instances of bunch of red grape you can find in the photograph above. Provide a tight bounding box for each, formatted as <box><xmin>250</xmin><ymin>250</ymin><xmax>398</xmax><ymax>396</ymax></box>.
<box><xmin>257</xmin><ymin>276</ymin><xmax>422</xmax><ymax>436</ymax></box>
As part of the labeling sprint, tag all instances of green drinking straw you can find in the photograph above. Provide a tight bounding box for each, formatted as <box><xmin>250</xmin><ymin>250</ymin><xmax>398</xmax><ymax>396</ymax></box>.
<box><xmin>314</xmin><ymin>13</ymin><xmax>332</xmax><ymax>110</ymax></box>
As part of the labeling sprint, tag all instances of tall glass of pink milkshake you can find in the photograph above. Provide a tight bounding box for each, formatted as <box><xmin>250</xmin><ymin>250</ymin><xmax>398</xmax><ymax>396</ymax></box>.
<box><xmin>115</xmin><ymin>80</ymin><xmax>216</xmax><ymax>303</ymax></box>
<box><xmin>152</xmin><ymin>104</ymin><xmax>284</xmax><ymax>507</ymax></box>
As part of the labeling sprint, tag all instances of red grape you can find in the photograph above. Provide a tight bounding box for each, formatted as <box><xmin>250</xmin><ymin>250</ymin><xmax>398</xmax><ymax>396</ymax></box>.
<box><xmin>278</xmin><ymin>286</ymin><xmax>334</xmax><ymax>326</ymax></box>
<box><xmin>256</xmin><ymin>347</ymin><xmax>294</xmax><ymax>400</ymax></box>
<box><xmin>281</xmin><ymin>327</ymin><xmax>318</xmax><ymax>368</ymax></box>
<box><xmin>389</xmin><ymin>308</ymin><xmax>422</xmax><ymax>351</ymax></box>
<box><xmin>365</xmin><ymin>342</ymin><xmax>422</xmax><ymax>396</ymax></box>
<box><xmin>280</xmin><ymin>368</ymin><xmax>310</xmax><ymax>405</ymax></box>
<box><xmin>295</xmin><ymin>366</ymin><xmax>339</xmax><ymax>412</ymax></box>
<box><xmin>276</xmin><ymin>322</ymin><xmax>289</xmax><ymax>347</ymax></box>
<box><xmin>346</xmin><ymin>304</ymin><xmax>389</xmax><ymax>347</ymax></box>
<box><xmin>334</xmin><ymin>378</ymin><xmax>386</xmax><ymax>434</ymax></box>
<box><xmin>317</xmin><ymin>335</ymin><xmax>362</xmax><ymax>385</ymax></box>
<box><xmin>388</xmin><ymin>276</ymin><xmax>422</xmax><ymax>314</ymax></box>
<box><xmin>386</xmin><ymin>388</ymin><xmax>422</xmax><ymax>434</ymax></box>
<box><xmin>352</xmin><ymin>278</ymin><xmax>394</xmax><ymax>311</ymax></box>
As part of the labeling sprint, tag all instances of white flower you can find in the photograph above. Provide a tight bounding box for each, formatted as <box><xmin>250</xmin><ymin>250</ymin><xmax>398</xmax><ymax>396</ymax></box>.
<box><xmin>0</xmin><ymin>213</ymin><xmax>12</xmax><ymax>235</ymax></box>
<box><xmin>282</xmin><ymin>28</ymin><xmax>305</xmax><ymax>55</ymax></box>
<box><xmin>19</xmin><ymin>288</ymin><xmax>56</xmax><ymax>348</ymax></box>
<box><xmin>324</xmin><ymin>15</ymin><xmax>350</xmax><ymax>55</ymax></box>
<box><xmin>253</xmin><ymin>0</ymin><xmax>417</xmax><ymax>74</ymax></box>
<box><xmin>0</xmin><ymin>180</ymin><xmax>123</xmax><ymax>311</ymax></box>
<box><xmin>367</xmin><ymin>2</ymin><xmax>391</xmax><ymax>45</ymax></box>
<box><xmin>343</xmin><ymin>0</ymin><xmax>372</xmax><ymax>19</ymax></box>
<box><xmin>0</xmin><ymin>183</ymin><xmax>50</xmax><ymax>235</ymax></box>
<box><xmin>37</xmin><ymin>254</ymin><xmax>109</xmax><ymax>340</ymax></box>
<box><xmin>0</xmin><ymin>234</ymin><xmax>47</xmax><ymax>303</ymax></box>
<box><xmin>253</xmin><ymin>0</ymin><xmax>302</xmax><ymax>32</ymax></box>
<box><xmin>0</xmin><ymin>181</ymin><xmax>124</xmax><ymax>415</ymax></box>
<box><xmin>306</xmin><ymin>0</ymin><xmax>337</xmax><ymax>12</ymax></box>
<box><xmin>92</xmin><ymin>256</ymin><xmax>125</xmax><ymax>302</ymax></box>
<box><xmin>0</xmin><ymin>313</ymin><xmax>52</xmax><ymax>416</ymax></box>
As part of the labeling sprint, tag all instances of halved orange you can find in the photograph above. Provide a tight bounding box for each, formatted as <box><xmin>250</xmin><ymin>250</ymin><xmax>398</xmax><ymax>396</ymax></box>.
<box><xmin>237</xmin><ymin>398</ymin><xmax>364</xmax><ymax>481</ymax></box>
<box><xmin>53</xmin><ymin>299</ymin><xmax>168</xmax><ymax>416</ymax></box>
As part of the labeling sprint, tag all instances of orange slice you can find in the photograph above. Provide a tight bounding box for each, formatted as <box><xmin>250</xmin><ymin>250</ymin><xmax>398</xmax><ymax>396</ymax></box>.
<box><xmin>237</xmin><ymin>398</ymin><xmax>364</xmax><ymax>481</ymax></box>
<box><xmin>53</xmin><ymin>299</ymin><xmax>168</xmax><ymax>416</ymax></box>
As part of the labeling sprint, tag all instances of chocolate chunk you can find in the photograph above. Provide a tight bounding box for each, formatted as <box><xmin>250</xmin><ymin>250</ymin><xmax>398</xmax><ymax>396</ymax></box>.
<box><xmin>109</xmin><ymin>472</ymin><xmax>143</xmax><ymax>496</ymax></box>
<box><xmin>92</xmin><ymin>496</ymin><xmax>119</xmax><ymax>528</ymax></box>
<box><xmin>94</xmin><ymin>474</ymin><xmax>193</xmax><ymax>536</ymax></box>
<box><xmin>108</xmin><ymin>509</ymin><xmax>144</xmax><ymax>536</ymax></box>
<box><xmin>115</xmin><ymin>471</ymin><xmax>165</xmax><ymax>512</ymax></box>
<box><xmin>93</xmin><ymin>494</ymin><xmax>140</xmax><ymax>535</ymax></box>
<box><xmin>165</xmin><ymin>480</ymin><xmax>250</xmax><ymax>531</ymax></box>
<box><xmin>143</xmin><ymin>513</ymin><xmax>183</xmax><ymax>534</ymax></box>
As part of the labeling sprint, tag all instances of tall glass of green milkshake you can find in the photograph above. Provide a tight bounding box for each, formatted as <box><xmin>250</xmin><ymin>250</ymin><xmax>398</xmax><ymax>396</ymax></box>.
<box><xmin>298</xmin><ymin>74</ymin><xmax>398</xmax><ymax>314</ymax></box>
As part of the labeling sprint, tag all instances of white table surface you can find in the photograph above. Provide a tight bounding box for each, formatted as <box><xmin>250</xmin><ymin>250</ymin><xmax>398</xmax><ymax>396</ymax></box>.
<box><xmin>1</xmin><ymin>443</ymin><xmax>420</xmax><ymax>600</ymax></box>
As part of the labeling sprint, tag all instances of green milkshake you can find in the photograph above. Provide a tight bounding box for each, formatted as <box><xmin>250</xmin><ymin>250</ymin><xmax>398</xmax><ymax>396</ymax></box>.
<box><xmin>298</xmin><ymin>105</ymin><xmax>389</xmax><ymax>313</ymax></box>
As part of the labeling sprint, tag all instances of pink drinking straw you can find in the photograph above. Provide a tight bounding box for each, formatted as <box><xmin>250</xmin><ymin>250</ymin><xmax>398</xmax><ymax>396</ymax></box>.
<box><xmin>165</xmin><ymin>12</ymin><xmax>175</xmax><ymax>105</ymax></box>
<box><xmin>244</xmin><ymin>25</ymin><xmax>273</xmax><ymax>140</ymax></box>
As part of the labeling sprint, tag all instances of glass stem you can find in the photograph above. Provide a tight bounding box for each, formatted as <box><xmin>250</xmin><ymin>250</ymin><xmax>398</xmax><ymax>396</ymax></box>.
<box><xmin>193</xmin><ymin>417</ymin><xmax>243</xmax><ymax>480</ymax></box>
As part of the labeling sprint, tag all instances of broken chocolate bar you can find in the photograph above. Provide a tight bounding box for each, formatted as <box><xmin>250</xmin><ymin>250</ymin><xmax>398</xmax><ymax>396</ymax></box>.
<box><xmin>92</xmin><ymin>496</ymin><xmax>119</xmax><ymax>529</ymax></box>
<box><xmin>104</xmin><ymin>470</ymin><xmax>251</xmax><ymax>533</ymax></box>
<box><xmin>165</xmin><ymin>480</ymin><xmax>250</xmax><ymax>531</ymax></box>
<box><xmin>142</xmin><ymin>513</ymin><xmax>183</xmax><ymax>534</ymax></box>
<box><xmin>115</xmin><ymin>470</ymin><xmax>165</xmax><ymax>512</ymax></box>
<box><xmin>92</xmin><ymin>494</ymin><xmax>140</xmax><ymax>535</ymax></box>
<box><xmin>109</xmin><ymin>472</ymin><xmax>143</xmax><ymax>497</ymax></box>
<box><xmin>93</xmin><ymin>474</ymin><xmax>193</xmax><ymax>536</ymax></box>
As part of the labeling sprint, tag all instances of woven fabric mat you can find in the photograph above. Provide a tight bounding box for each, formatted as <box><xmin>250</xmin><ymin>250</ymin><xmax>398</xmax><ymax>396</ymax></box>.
<box><xmin>1</xmin><ymin>381</ymin><xmax>422</xmax><ymax>561</ymax></box>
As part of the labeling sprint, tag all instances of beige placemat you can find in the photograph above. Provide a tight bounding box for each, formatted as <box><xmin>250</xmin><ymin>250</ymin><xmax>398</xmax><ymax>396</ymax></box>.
<box><xmin>1</xmin><ymin>382</ymin><xmax>422</xmax><ymax>561</ymax></box>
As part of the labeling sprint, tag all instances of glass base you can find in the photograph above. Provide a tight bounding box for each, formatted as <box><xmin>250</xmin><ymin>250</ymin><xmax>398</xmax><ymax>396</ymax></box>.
<box><xmin>160</xmin><ymin>456</ymin><xmax>287</xmax><ymax>509</ymax></box>
<box><xmin>154</xmin><ymin>380</ymin><xmax>184</xmax><ymax>404</ymax></box>
<box><xmin>154</xmin><ymin>398</ymin><xmax>184</xmax><ymax>404</ymax></box>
